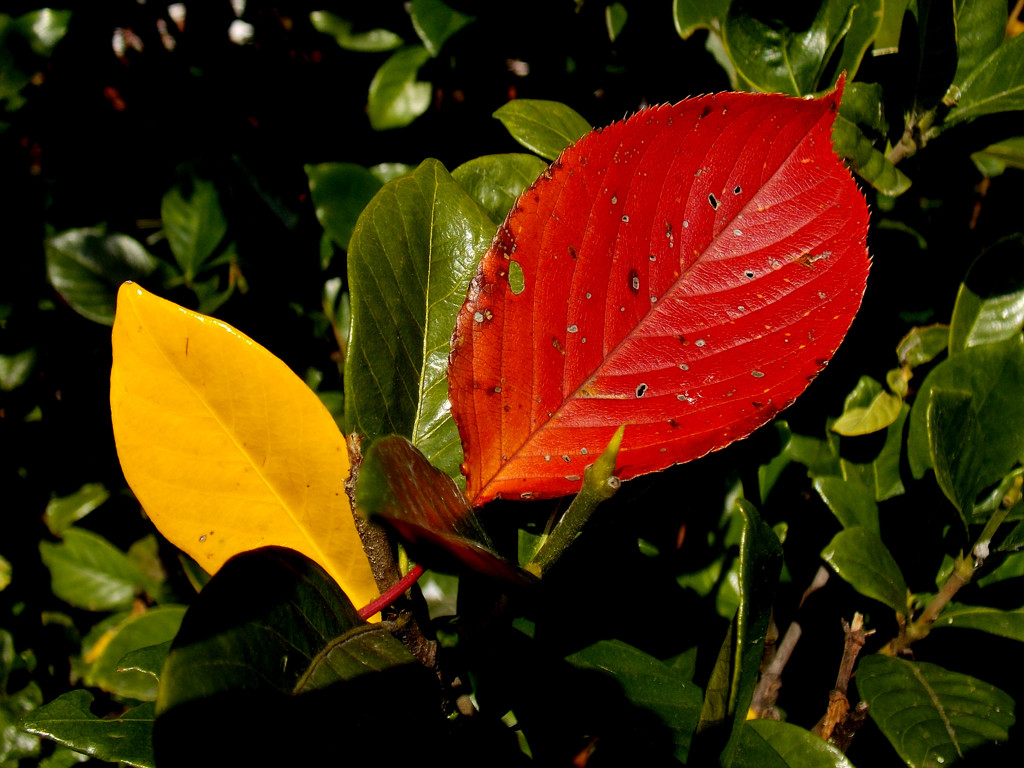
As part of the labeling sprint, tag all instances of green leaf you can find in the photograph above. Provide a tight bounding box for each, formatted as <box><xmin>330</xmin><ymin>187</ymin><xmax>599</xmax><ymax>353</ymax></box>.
<box><xmin>978</xmin><ymin>550</ymin><xmax>1024</xmax><ymax>587</ymax></box>
<box><xmin>368</xmin><ymin>162</ymin><xmax>414</xmax><ymax>183</ymax></box>
<box><xmin>156</xmin><ymin>547</ymin><xmax>437</xmax><ymax>764</ymax></box>
<box><xmin>813</xmin><ymin>476</ymin><xmax>880</xmax><ymax>534</ymax></box>
<box><xmin>831</xmin><ymin>115</ymin><xmax>912</xmax><ymax>196</ymax></box>
<box><xmin>345</xmin><ymin>159</ymin><xmax>494</xmax><ymax>480</ymax></box>
<box><xmin>933</xmin><ymin>602</ymin><xmax>1024</xmax><ymax>642</ymax></box>
<box><xmin>949</xmin><ymin>0</ymin><xmax>1008</xmax><ymax>95</ymax></box>
<box><xmin>672</xmin><ymin>0</ymin><xmax>730</xmax><ymax>38</ymax></box>
<box><xmin>492</xmin><ymin>99</ymin><xmax>591</xmax><ymax>161</ymax></box>
<box><xmin>908</xmin><ymin>335</ymin><xmax>1024</xmax><ymax>485</ymax></box>
<box><xmin>0</xmin><ymin>348</ymin><xmax>35</xmax><ymax>391</ymax></box>
<box><xmin>451</xmin><ymin>153</ymin><xmax>549</xmax><ymax>224</ymax></box>
<box><xmin>38</xmin><ymin>745</ymin><xmax>90</xmax><ymax>768</ymax></box>
<box><xmin>605</xmin><ymin>2</ymin><xmax>628</xmax><ymax>42</ymax></box>
<box><xmin>875</xmin><ymin>0</ymin><xmax>910</xmax><ymax>52</ymax></box>
<box><xmin>911</xmin><ymin>0</ymin><xmax>959</xmax><ymax>111</ymax></box>
<box><xmin>857</xmin><ymin>655</ymin><xmax>1015</xmax><ymax>766</ymax></box>
<box><xmin>309</xmin><ymin>11</ymin><xmax>402</xmax><ymax>52</ymax></box>
<box><xmin>734</xmin><ymin>719</ymin><xmax>856</xmax><ymax>768</ymax></box>
<box><xmin>566</xmin><ymin>639</ymin><xmax>702</xmax><ymax>762</ymax></box>
<box><xmin>39</xmin><ymin>528</ymin><xmax>149</xmax><ymax>612</ymax></box>
<box><xmin>723</xmin><ymin>0</ymin><xmax>881</xmax><ymax>95</ymax></box>
<box><xmin>928</xmin><ymin>388</ymin><xmax>983</xmax><ymax>518</ymax></box>
<box><xmin>839</xmin><ymin>81</ymin><xmax>888</xmax><ymax>133</ymax></box>
<box><xmin>840</xmin><ymin>403</ymin><xmax>908</xmax><ymax>501</ymax></box>
<box><xmin>79</xmin><ymin>606</ymin><xmax>186</xmax><ymax>701</ymax></box>
<box><xmin>45</xmin><ymin>229</ymin><xmax>159</xmax><ymax>325</ymax></box>
<box><xmin>821</xmin><ymin>527</ymin><xmax>908</xmax><ymax>615</ymax></box>
<box><xmin>367</xmin><ymin>46</ymin><xmax>432</xmax><ymax>130</ymax></box>
<box><xmin>697</xmin><ymin>500</ymin><xmax>782</xmax><ymax>762</ymax></box>
<box><xmin>832</xmin><ymin>375</ymin><xmax>903</xmax><ymax>436</ymax></box>
<box><xmin>161</xmin><ymin>177</ymin><xmax>228</xmax><ymax>282</ymax></box>
<box><xmin>897</xmin><ymin>324</ymin><xmax>949</xmax><ymax>367</ymax></box>
<box><xmin>1</xmin><ymin>630</ymin><xmax>42</xmax><ymax>764</ymax></box>
<box><xmin>305</xmin><ymin>162</ymin><xmax>383</xmax><ymax>250</ymax></box>
<box><xmin>949</xmin><ymin>235</ymin><xmax>1024</xmax><ymax>353</ymax></box>
<box><xmin>971</xmin><ymin>136</ymin><xmax>1024</xmax><ymax>176</ymax></box>
<box><xmin>409</xmin><ymin>0</ymin><xmax>474</xmax><ymax>57</ymax></box>
<box><xmin>20</xmin><ymin>691</ymin><xmax>154</xmax><ymax>768</ymax></box>
<box><xmin>43</xmin><ymin>483</ymin><xmax>110</xmax><ymax>536</ymax></box>
<box><xmin>117</xmin><ymin>641</ymin><xmax>173</xmax><ymax>681</ymax></box>
<box><xmin>948</xmin><ymin>31</ymin><xmax>1024</xmax><ymax>123</ymax></box>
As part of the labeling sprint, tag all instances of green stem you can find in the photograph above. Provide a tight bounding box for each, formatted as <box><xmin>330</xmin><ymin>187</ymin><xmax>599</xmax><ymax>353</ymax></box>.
<box><xmin>528</xmin><ymin>426</ymin><xmax>625</xmax><ymax>577</ymax></box>
<box><xmin>881</xmin><ymin>485</ymin><xmax>1018</xmax><ymax>655</ymax></box>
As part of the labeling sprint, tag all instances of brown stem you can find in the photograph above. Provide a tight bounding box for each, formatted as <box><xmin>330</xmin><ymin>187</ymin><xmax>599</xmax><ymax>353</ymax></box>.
<box><xmin>345</xmin><ymin>433</ymin><xmax>438</xmax><ymax>671</ymax></box>
<box><xmin>814</xmin><ymin>613</ymin><xmax>873</xmax><ymax>742</ymax></box>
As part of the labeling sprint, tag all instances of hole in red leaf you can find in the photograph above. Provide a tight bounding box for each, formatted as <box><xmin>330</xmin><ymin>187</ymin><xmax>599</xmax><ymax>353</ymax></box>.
<box><xmin>635</xmin><ymin>383</ymin><xmax>648</xmax><ymax>398</ymax></box>
<box><xmin>708</xmin><ymin>193</ymin><xmax>719</xmax><ymax>210</ymax></box>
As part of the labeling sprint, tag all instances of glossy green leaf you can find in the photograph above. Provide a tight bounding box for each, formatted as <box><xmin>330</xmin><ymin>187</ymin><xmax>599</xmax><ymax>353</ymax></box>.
<box><xmin>832</xmin><ymin>115</ymin><xmax>912</xmax><ymax>196</ymax></box>
<box><xmin>976</xmin><ymin>466</ymin><xmax>1024</xmax><ymax>524</ymax></box>
<box><xmin>840</xmin><ymin>403</ymin><xmax>909</xmax><ymax>501</ymax></box>
<box><xmin>369</xmin><ymin>162</ymin><xmax>414</xmax><ymax>183</ymax></box>
<box><xmin>978</xmin><ymin>550</ymin><xmax>1024</xmax><ymax>587</ymax></box>
<box><xmin>832</xmin><ymin>375</ymin><xmax>903</xmax><ymax>436</ymax></box>
<box><xmin>822</xmin><ymin>527</ymin><xmax>908</xmax><ymax>614</ymax></box>
<box><xmin>698</xmin><ymin>500</ymin><xmax>782</xmax><ymax>761</ymax></box>
<box><xmin>971</xmin><ymin>136</ymin><xmax>1024</xmax><ymax>176</ymax></box>
<box><xmin>948</xmin><ymin>32</ymin><xmax>1024</xmax><ymax>123</ymax></box>
<box><xmin>38</xmin><ymin>745</ymin><xmax>90</xmax><ymax>768</ymax></box>
<box><xmin>813</xmin><ymin>476</ymin><xmax>880</xmax><ymax>533</ymax></box>
<box><xmin>734</xmin><ymin>719</ymin><xmax>856</xmax><ymax>767</ymax></box>
<box><xmin>908</xmin><ymin>335</ymin><xmax>1024</xmax><ymax>484</ymax></box>
<box><xmin>45</xmin><ymin>229</ymin><xmax>159</xmax><ymax>325</ymax></box>
<box><xmin>566</xmin><ymin>639</ymin><xmax>702</xmax><ymax>762</ymax></box>
<box><xmin>857</xmin><ymin>655</ymin><xmax>1015</xmax><ymax>767</ymax></box>
<box><xmin>117</xmin><ymin>641</ymin><xmax>172</xmax><ymax>681</ymax></box>
<box><xmin>897</xmin><ymin>324</ymin><xmax>949</xmax><ymax>367</ymax></box>
<box><xmin>305</xmin><ymin>162</ymin><xmax>383</xmax><ymax>250</ymax></box>
<box><xmin>785</xmin><ymin>428</ymin><xmax>841</xmax><ymax>478</ymax></box>
<box><xmin>451</xmin><ymin>153</ymin><xmax>549</xmax><ymax>224</ymax></box>
<box><xmin>79</xmin><ymin>606</ymin><xmax>186</xmax><ymax>701</ymax></box>
<box><xmin>875</xmin><ymin>0</ymin><xmax>910</xmax><ymax>52</ymax></box>
<box><xmin>949</xmin><ymin>235</ymin><xmax>1024</xmax><ymax>353</ymax></box>
<box><xmin>934</xmin><ymin>602</ymin><xmax>1024</xmax><ymax>642</ymax></box>
<box><xmin>1</xmin><ymin>629</ymin><xmax>42</xmax><ymax>764</ymax></box>
<box><xmin>309</xmin><ymin>10</ymin><xmax>402</xmax><ymax>52</ymax></box>
<box><xmin>605</xmin><ymin>2</ymin><xmax>628</xmax><ymax>42</ymax></box>
<box><xmin>20</xmin><ymin>691</ymin><xmax>154</xmax><ymax>768</ymax></box>
<box><xmin>839</xmin><ymin>81</ymin><xmax>888</xmax><ymax>133</ymax></box>
<box><xmin>409</xmin><ymin>0</ymin><xmax>474</xmax><ymax>57</ymax></box>
<box><xmin>345</xmin><ymin>159</ymin><xmax>494</xmax><ymax>480</ymax></box>
<box><xmin>367</xmin><ymin>46</ymin><xmax>432</xmax><ymax>130</ymax></box>
<box><xmin>723</xmin><ymin>0</ymin><xmax>881</xmax><ymax>95</ymax></box>
<box><xmin>156</xmin><ymin>548</ymin><xmax>436</xmax><ymax>764</ymax></box>
<box><xmin>928</xmin><ymin>388</ymin><xmax>983</xmax><ymax>518</ymax></box>
<box><xmin>949</xmin><ymin>0</ymin><xmax>1008</xmax><ymax>95</ymax></box>
<box><xmin>672</xmin><ymin>0</ymin><xmax>729</xmax><ymax>38</ymax></box>
<box><xmin>0</xmin><ymin>347</ymin><xmax>35</xmax><ymax>391</ymax></box>
<box><xmin>43</xmin><ymin>483</ymin><xmax>109</xmax><ymax>536</ymax></box>
<box><xmin>492</xmin><ymin>99</ymin><xmax>590</xmax><ymax>161</ymax></box>
<box><xmin>0</xmin><ymin>555</ymin><xmax>9</xmax><ymax>592</ymax></box>
<box><xmin>161</xmin><ymin>177</ymin><xmax>228</xmax><ymax>282</ymax></box>
<box><xmin>0</xmin><ymin>9</ymin><xmax>71</xmax><ymax>113</ymax></box>
<box><xmin>39</xmin><ymin>528</ymin><xmax>149</xmax><ymax>612</ymax></box>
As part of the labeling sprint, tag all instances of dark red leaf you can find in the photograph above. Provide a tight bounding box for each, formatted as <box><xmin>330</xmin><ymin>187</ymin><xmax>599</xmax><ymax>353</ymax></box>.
<box><xmin>357</xmin><ymin>435</ymin><xmax>535</xmax><ymax>585</ymax></box>
<box><xmin>449</xmin><ymin>77</ymin><xmax>870</xmax><ymax>506</ymax></box>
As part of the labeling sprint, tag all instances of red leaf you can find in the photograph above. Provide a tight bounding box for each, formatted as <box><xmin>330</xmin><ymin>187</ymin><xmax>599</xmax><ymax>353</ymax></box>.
<box><xmin>450</xmin><ymin>78</ymin><xmax>870</xmax><ymax>507</ymax></box>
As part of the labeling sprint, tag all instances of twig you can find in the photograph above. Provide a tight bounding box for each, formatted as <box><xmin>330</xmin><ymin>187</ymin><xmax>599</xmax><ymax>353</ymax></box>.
<box><xmin>813</xmin><ymin>613</ymin><xmax>873</xmax><ymax>742</ymax></box>
<box><xmin>750</xmin><ymin>620</ymin><xmax>803</xmax><ymax>719</ymax></box>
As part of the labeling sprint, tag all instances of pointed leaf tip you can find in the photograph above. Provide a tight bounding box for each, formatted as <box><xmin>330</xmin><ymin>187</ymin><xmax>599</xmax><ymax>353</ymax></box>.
<box><xmin>110</xmin><ymin>283</ymin><xmax>378</xmax><ymax>609</ymax></box>
<box><xmin>450</xmin><ymin>86</ymin><xmax>870</xmax><ymax>505</ymax></box>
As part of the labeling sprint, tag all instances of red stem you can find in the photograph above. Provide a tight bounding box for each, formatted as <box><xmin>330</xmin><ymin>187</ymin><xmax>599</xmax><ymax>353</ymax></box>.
<box><xmin>357</xmin><ymin>563</ymin><xmax>426</xmax><ymax>620</ymax></box>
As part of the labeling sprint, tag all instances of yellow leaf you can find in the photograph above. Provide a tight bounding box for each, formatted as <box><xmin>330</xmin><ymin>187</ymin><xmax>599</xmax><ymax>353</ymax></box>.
<box><xmin>110</xmin><ymin>283</ymin><xmax>378</xmax><ymax>611</ymax></box>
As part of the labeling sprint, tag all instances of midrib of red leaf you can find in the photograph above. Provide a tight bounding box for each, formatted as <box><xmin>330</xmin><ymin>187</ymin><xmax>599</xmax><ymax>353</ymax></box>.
<box><xmin>450</xmin><ymin>77</ymin><xmax>869</xmax><ymax>507</ymax></box>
